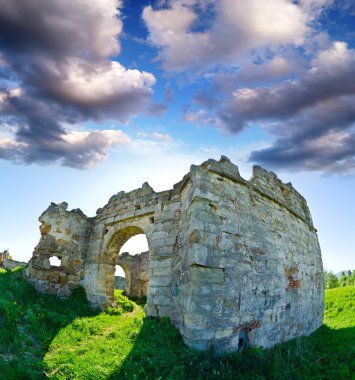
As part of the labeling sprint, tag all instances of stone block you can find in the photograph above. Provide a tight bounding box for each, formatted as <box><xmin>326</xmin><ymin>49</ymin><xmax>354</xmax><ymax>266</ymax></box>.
<box><xmin>149</xmin><ymin>258</ymin><xmax>172</xmax><ymax>269</ymax></box>
<box><xmin>184</xmin><ymin>314</ymin><xmax>206</xmax><ymax>329</ymax></box>
<box><xmin>215</xmin><ymin>327</ymin><xmax>233</xmax><ymax>339</ymax></box>
<box><xmin>187</xmin><ymin>266</ymin><xmax>224</xmax><ymax>284</ymax></box>
<box><xmin>149</xmin><ymin>275</ymin><xmax>172</xmax><ymax>287</ymax></box>
<box><xmin>151</xmin><ymin>295</ymin><xmax>171</xmax><ymax>306</ymax></box>
<box><xmin>49</xmin><ymin>272</ymin><xmax>60</xmax><ymax>283</ymax></box>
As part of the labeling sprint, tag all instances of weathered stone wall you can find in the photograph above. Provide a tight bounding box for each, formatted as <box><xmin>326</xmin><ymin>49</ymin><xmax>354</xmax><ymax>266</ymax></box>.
<box><xmin>116</xmin><ymin>251</ymin><xmax>149</xmax><ymax>299</ymax></box>
<box><xmin>81</xmin><ymin>181</ymin><xmax>180</xmax><ymax>311</ymax></box>
<box><xmin>25</xmin><ymin>202</ymin><xmax>92</xmax><ymax>297</ymax></box>
<box><xmin>114</xmin><ymin>275</ymin><xmax>125</xmax><ymax>290</ymax></box>
<box><xmin>25</xmin><ymin>157</ymin><xmax>323</xmax><ymax>352</ymax></box>
<box><xmin>0</xmin><ymin>250</ymin><xmax>10</xmax><ymax>268</ymax></box>
<box><xmin>3</xmin><ymin>258</ymin><xmax>27</xmax><ymax>270</ymax></box>
<box><xmin>170</xmin><ymin>158</ymin><xmax>323</xmax><ymax>351</ymax></box>
<box><xmin>0</xmin><ymin>250</ymin><xmax>26</xmax><ymax>269</ymax></box>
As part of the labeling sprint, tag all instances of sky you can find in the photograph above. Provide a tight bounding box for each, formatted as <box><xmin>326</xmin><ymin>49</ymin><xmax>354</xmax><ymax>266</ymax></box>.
<box><xmin>0</xmin><ymin>0</ymin><xmax>354</xmax><ymax>273</ymax></box>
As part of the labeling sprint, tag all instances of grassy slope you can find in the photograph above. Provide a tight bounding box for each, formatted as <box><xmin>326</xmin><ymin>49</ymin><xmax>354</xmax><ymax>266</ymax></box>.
<box><xmin>0</xmin><ymin>268</ymin><xmax>354</xmax><ymax>380</ymax></box>
<box><xmin>324</xmin><ymin>286</ymin><xmax>355</xmax><ymax>328</ymax></box>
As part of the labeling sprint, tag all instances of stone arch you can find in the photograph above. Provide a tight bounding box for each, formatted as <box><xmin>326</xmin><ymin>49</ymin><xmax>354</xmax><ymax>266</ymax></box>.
<box><xmin>108</xmin><ymin>227</ymin><xmax>150</xmax><ymax>299</ymax></box>
<box><xmin>106</xmin><ymin>226</ymin><xmax>145</xmax><ymax>259</ymax></box>
<box><xmin>84</xmin><ymin>224</ymin><xmax>152</xmax><ymax>306</ymax></box>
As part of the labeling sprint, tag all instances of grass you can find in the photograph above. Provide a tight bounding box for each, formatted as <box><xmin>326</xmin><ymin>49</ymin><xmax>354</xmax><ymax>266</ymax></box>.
<box><xmin>0</xmin><ymin>267</ymin><xmax>354</xmax><ymax>379</ymax></box>
<box><xmin>324</xmin><ymin>285</ymin><xmax>355</xmax><ymax>328</ymax></box>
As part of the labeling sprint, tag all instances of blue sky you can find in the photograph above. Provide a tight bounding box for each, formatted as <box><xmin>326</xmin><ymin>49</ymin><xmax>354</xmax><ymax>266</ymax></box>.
<box><xmin>0</xmin><ymin>0</ymin><xmax>354</xmax><ymax>273</ymax></box>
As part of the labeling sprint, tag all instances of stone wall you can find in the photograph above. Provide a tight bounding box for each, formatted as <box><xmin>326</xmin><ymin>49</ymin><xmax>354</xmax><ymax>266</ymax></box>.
<box><xmin>114</xmin><ymin>275</ymin><xmax>125</xmax><ymax>290</ymax></box>
<box><xmin>25</xmin><ymin>202</ymin><xmax>92</xmax><ymax>297</ymax></box>
<box><xmin>25</xmin><ymin>157</ymin><xmax>324</xmax><ymax>352</ymax></box>
<box><xmin>0</xmin><ymin>250</ymin><xmax>10</xmax><ymax>267</ymax></box>
<box><xmin>0</xmin><ymin>250</ymin><xmax>27</xmax><ymax>269</ymax></box>
<box><xmin>171</xmin><ymin>158</ymin><xmax>323</xmax><ymax>350</ymax></box>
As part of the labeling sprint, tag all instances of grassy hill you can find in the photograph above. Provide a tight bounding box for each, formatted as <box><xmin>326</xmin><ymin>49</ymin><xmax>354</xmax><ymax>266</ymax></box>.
<box><xmin>0</xmin><ymin>268</ymin><xmax>354</xmax><ymax>380</ymax></box>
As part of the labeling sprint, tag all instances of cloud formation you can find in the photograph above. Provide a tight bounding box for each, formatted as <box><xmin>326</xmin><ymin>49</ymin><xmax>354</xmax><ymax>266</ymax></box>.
<box><xmin>250</xmin><ymin>100</ymin><xmax>355</xmax><ymax>173</ymax></box>
<box><xmin>223</xmin><ymin>42</ymin><xmax>355</xmax><ymax>173</ymax></box>
<box><xmin>217</xmin><ymin>43</ymin><xmax>355</xmax><ymax>130</ymax></box>
<box><xmin>213</xmin><ymin>57</ymin><xmax>301</xmax><ymax>89</ymax></box>
<box><xmin>0</xmin><ymin>127</ymin><xmax>131</xmax><ymax>169</ymax></box>
<box><xmin>143</xmin><ymin>0</ymin><xmax>328</xmax><ymax>71</ymax></box>
<box><xmin>143</xmin><ymin>0</ymin><xmax>355</xmax><ymax>173</ymax></box>
<box><xmin>0</xmin><ymin>0</ymin><xmax>155</xmax><ymax>168</ymax></box>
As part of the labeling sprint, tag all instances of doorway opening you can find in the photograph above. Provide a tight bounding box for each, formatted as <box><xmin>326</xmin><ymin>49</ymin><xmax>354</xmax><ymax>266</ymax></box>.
<box><xmin>114</xmin><ymin>264</ymin><xmax>126</xmax><ymax>291</ymax></box>
<box><xmin>107</xmin><ymin>227</ymin><xmax>150</xmax><ymax>303</ymax></box>
<box><xmin>117</xmin><ymin>234</ymin><xmax>149</xmax><ymax>300</ymax></box>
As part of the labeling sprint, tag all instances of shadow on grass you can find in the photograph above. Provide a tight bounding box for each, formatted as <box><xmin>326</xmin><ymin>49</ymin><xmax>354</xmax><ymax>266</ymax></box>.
<box><xmin>0</xmin><ymin>268</ymin><xmax>100</xmax><ymax>379</ymax></box>
<box><xmin>1</xmin><ymin>269</ymin><xmax>354</xmax><ymax>380</ymax></box>
<box><xmin>109</xmin><ymin>318</ymin><xmax>355</xmax><ymax>380</ymax></box>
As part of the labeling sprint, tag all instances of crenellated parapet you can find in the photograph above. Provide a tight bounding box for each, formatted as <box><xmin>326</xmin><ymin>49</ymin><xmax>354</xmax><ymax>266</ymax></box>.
<box><xmin>186</xmin><ymin>156</ymin><xmax>313</xmax><ymax>228</ymax></box>
<box><xmin>250</xmin><ymin>165</ymin><xmax>313</xmax><ymax>227</ymax></box>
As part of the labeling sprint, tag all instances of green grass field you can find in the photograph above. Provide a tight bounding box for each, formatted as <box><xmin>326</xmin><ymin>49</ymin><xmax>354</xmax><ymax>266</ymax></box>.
<box><xmin>0</xmin><ymin>267</ymin><xmax>354</xmax><ymax>379</ymax></box>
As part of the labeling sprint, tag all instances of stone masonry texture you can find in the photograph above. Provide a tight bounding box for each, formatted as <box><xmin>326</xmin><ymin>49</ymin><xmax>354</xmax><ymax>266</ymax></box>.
<box><xmin>25</xmin><ymin>157</ymin><xmax>324</xmax><ymax>352</ymax></box>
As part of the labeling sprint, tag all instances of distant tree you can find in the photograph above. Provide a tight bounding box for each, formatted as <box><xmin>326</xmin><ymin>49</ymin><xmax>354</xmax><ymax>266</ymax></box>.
<box><xmin>324</xmin><ymin>270</ymin><xmax>339</xmax><ymax>289</ymax></box>
<box><xmin>339</xmin><ymin>272</ymin><xmax>347</xmax><ymax>287</ymax></box>
<box><xmin>349</xmin><ymin>271</ymin><xmax>355</xmax><ymax>286</ymax></box>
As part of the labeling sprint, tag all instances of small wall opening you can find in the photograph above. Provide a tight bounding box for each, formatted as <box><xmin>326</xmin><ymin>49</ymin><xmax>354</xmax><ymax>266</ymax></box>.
<box><xmin>49</xmin><ymin>256</ymin><xmax>61</xmax><ymax>267</ymax></box>
<box><xmin>114</xmin><ymin>265</ymin><xmax>126</xmax><ymax>290</ymax></box>
<box><xmin>238</xmin><ymin>329</ymin><xmax>248</xmax><ymax>349</ymax></box>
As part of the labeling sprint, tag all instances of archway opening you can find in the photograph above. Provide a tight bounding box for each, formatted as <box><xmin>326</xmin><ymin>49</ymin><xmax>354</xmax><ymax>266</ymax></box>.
<box><xmin>119</xmin><ymin>234</ymin><xmax>149</xmax><ymax>257</ymax></box>
<box><xmin>114</xmin><ymin>264</ymin><xmax>126</xmax><ymax>291</ymax></box>
<box><xmin>107</xmin><ymin>227</ymin><xmax>150</xmax><ymax>303</ymax></box>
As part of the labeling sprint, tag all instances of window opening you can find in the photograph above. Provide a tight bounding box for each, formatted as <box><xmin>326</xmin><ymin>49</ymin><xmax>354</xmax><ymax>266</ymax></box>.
<box><xmin>49</xmin><ymin>256</ymin><xmax>61</xmax><ymax>267</ymax></box>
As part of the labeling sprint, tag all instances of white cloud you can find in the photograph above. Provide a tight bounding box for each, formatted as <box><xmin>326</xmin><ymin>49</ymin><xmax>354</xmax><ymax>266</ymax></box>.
<box><xmin>143</xmin><ymin>0</ymin><xmax>319</xmax><ymax>71</ymax></box>
<box><xmin>59</xmin><ymin>61</ymin><xmax>155</xmax><ymax>103</ymax></box>
<box><xmin>143</xmin><ymin>4</ymin><xmax>196</xmax><ymax>37</ymax></box>
<box><xmin>0</xmin><ymin>87</ymin><xmax>22</xmax><ymax>103</ymax></box>
<box><xmin>313</xmin><ymin>41</ymin><xmax>352</xmax><ymax>70</ymax></box>
<box><xmin>306</xmin><ymin>130</ymin><xmax>350</xmax><ymax>152</ymax></box>
<box><xmin>0</xmin><ymin>127</ymin><xmax>132</xmax><ymax>168</ymax></box>
<box><xmin>0</xmin><ymin>0</ymin><xmax>157</xmax><ymax>167</ymax></box>
<box><xmin>152</xmin><ymin>132</ymin><xmax>173</xmax><ymax>141</ymax></box>
<box><xmin>219</xmin><ymin>0</ymin><xmax>307</xmax><ymax>46</ymax></box>
<box><xmin>143</xmin><ymin>4</ymin><xmax>209</xmax><ymax>70</ymax></box>
<box><xmin>182</xmin><ymin>107</ymin><xmax>218</xmax><ymax>127</ymax></box>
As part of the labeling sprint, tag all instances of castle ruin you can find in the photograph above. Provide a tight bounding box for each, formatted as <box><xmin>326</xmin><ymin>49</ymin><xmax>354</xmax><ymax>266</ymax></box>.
<box><xmin>25</xmin><ymin>157</ymin><xmax>324</xmax><ymax>352</ymax></box>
